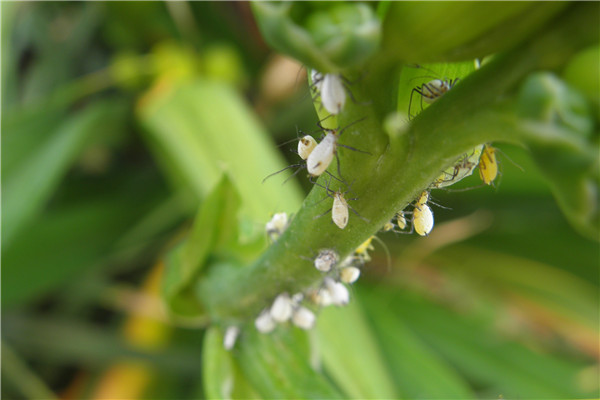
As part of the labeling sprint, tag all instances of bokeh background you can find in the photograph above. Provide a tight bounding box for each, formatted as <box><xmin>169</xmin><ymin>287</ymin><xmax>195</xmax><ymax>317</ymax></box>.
<box><xmin>2</xmin><ymin>2</ymin><xmax>598</xmax><ymax>399</ymax></box>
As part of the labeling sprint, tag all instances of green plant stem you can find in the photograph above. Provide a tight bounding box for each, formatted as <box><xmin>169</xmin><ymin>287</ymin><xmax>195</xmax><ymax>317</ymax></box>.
<box><xmin>195</xmin><ymin>3</ymin><xmax>598</xmax><ymax>322</ymax></box>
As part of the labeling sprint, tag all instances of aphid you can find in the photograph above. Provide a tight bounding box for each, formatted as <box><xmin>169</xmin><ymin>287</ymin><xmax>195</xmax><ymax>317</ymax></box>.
<box><xmin>270</xmin><ymin>293</ymin><xmax>293</xmax><ymax>322</ymax></box>
<box><xmin>432</xmin><ymin>145</ymin><xmax>484</xmax><ymax>189</ymax></box>
<box><xmin>255</xmin><ymin>309</ymin><xmax>276</xmax><ymax>333</ymax></box>
<box><xmin>409</xmin><ymin>77</ymin><xmax>459</xmax><ymax>119</ymax></box>
<box><xmin>412</xmin><ymin>191</ymin><xmax>434</xmax><ymax>236</ymax></box>
<box><xmin>306</xmin><ymin>117</ymin><xmax>368</xmax><ymax>178</ymax></box>
<box><xmin>324</xmin><ymin>277</ymin><xmax>350</xmax><ymax>306</ymax></box>
<box><xmin>265</xmin><ymin>212</ymin><xmax>289</xmax><ymax>241</ymax></box>
<box><xmin>321</xmin><ymin>73</ymin><xmax>346</xmax><ymax>115</ymax></box>
<box><xmin>479</xmin><ymin>144</ymin><xmax>498</xmax><ymax>185</ymax></box>
<box><xmin>223</xmin><ymin>326</ymin><xmax>240</xmax><ymax>350</ymax></box>
<box><xmin>291</xmin><ymin>306</ymin><xmax>316</xmax><ymax>330</ymax></box>
<box><xmin>340</xmin><ymin>266</ymin><xmax>361</xmax><ymax>284</ymax></box>
<box><xmin>297</xmin><ymin>135</ymin><xmax>318</xmax><ymax>161</ymax></box>
<box><xmin>395</xmin><ymin>211</ymin><xmax>407</xmax><ymax>230</ymax></box>
<box><xmin>314</xmin><ymin>178</ymin><xmax>367</xmax><ymax>230</ymax></box>
<box><xmin>314</xmin><ymin>249</ymin><xmax>339</xmax><ymax>272</ymax></box>
<box><xmin>382</xmin><ymin>221</ymin><xmax>395</xmax><ymax>232</ymax></box>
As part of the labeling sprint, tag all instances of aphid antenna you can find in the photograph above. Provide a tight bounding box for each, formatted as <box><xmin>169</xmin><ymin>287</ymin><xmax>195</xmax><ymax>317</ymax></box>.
<box><xmin>495</xmin><ymin>147</ymin><xmax>525</xmax><ymax>172</ymax></box>
<box><xmin>370</xmin><ymin>235</ymin><xmax>392</xmax><ymax>273</ymax></box>
<box><xmin>262</xmin><ymin>163</ymin><xmax>305</xmax><ymax>184</ymax></box>
<box><xmin>427</xmin><ymin>196</ymin><xmax>453</xmax><ymax>211</ymax></box>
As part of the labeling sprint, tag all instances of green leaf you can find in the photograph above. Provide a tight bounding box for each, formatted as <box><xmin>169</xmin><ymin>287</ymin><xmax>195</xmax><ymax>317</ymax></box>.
<box><xmin>251</xmin><ymin>2</ymin><xmax>381</xmax><ymax>72</ymax></box>
<box><xmin>383</xmin><ymin>287</ymin><xmax>595</xmax><ymax>399</ymax></box>
<box><xmin>360</xmin><ymin>290</ymin><xmax>475</xmax><ymax>399</ymax></box>
<box><xmin>382</xmin><ymin>2</ymin><xmax>566</xmax><ymax>62</ymax></box>
<box><xmin>316</xmin><ymin>301</ymin><xmax>398</xmax><ymax>399</ymax></box>
<box><xmin>2</xmin><ymin>169</ymin><xmax>167</xmax><ymax>306</ymax></box>
<box><xmin>2</xmin><ymin>99</ymin><xmax>127</xmax><ymax>248</ymax></box>
<box><xmin>236</xmin><ymin>327</ymin><xmax>344</xmax><ymax>398</ymax></box>
<box><xmin>162</xmin><ymin>175</ymin><xmax>241</xmax><ymax>318</ymax></box>
<box><xmin>137</xmin><ymin>78</ymin><xmax>304</xmax><ymax>230</ymax></box>
<box><xmin>515</xmin><ymin>73</ymin><xmax>599</xmax><ymax>240</ymax></box>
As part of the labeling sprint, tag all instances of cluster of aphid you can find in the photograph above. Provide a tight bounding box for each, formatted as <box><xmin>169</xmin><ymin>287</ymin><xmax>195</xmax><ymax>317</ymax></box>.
<box><xmin>223</xmin><ymin>218</ymin><xmax>375</xmax><ymax>350</ymax></box>
<box><xmin>224</xmin><ymin>67</ymin><xmax>503</xmax><ymax>350</ymax></box>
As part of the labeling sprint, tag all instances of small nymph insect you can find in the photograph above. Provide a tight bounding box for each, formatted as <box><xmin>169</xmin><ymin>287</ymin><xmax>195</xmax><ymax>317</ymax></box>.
<box><xmin>291</xmin><ymin>306</ymin><xmax>316</xmax><ymax>330</ymax></box>
<box><xmin>255</xmin><ymin>309</ymin><xmax>276</xmax><ymax>333</ymax></box>
<box><xmin>270</xmin><ymin>293</ymin><xmax>293</xmax><ymax>322</ymax></box>
<box><xmin>265</xmin><ymin>212</ymin><xmax>289</xmax><ymax>241</ymax></box>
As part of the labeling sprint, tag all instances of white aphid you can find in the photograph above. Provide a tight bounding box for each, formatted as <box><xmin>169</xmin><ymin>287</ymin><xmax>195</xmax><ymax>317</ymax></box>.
<box><xmin>340</xmin><ymin>266</ymin><xmax>361</xmax><ymax>284</ymax></box>
<box><xmin>413</xmin><ymin>203</ymin><xmax>434</xmax><ymax>236</ymax></box>
<box><xmin>324</xmin><ymin>277</ymin><xmax>350</xmax><ymax>306</ymax></box>
<box><xmin>223</xmin><ymin>326</ymin><xmax>240</xmax><ymax>350</ymax></box>
<box><xmin>255</xmin><ymin>309</ymin><xmax>276</xmax><ymax>333</ymax></box>
<box><xmin>321</xmin><ymin>74</ymin><xmax>346</xmax><ymax>114</ymax></box>
<box><xmin>314</xmin><ymin>249</ymin><xmax>339</xmax><ymax>272</ymax></box>
<box><xmin>265</xmin><ymin>212</ymin><xmax>289</xmax><ymax>241</ymax></box>
<box><xmin>307</xmin><ymin>131</ymin><xmax>336</xmax><ymax>176</ymax></box>
<box><xmin>311</xmin><ymin>287</ymin><xmax>333</xmax><ymax>307</ymax></box>
<box><xmin>270</xmin><ymin>293</ymin><xmax>293</xmax><ymax>322</ymax></box>
<box><xmin>332</xmin><ymin>191</ymin><xmax>349</xmax><ymax>229</ymax></box>
<box><xmin>292</xmin><ymin>306</ymin><xmax>316</xmax><ymax>330</ymax></box>
<box><xmin>297</xmin><ymin>135</ymin><xmax>318</xmax><ymax>161</ymax></box>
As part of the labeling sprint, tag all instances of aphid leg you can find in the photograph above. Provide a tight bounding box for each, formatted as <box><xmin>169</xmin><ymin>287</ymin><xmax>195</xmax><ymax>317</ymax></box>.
<box><xmin>347</xmin><ymin>204</ymin><xmax>370</xmax><ymax>223</ymax></box>
<box><xmin>342</xmin><ymin>82</ymin><xmax>372</xmax><ymax>106</ymax></box>
<box><xmin>336</xmin><ymin>143</ymin><xmax>372</xmax><ymax>155</ymax></box>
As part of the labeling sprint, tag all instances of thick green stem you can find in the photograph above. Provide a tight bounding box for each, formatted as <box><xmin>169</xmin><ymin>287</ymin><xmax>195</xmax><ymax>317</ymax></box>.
<box><xmin>196</xmin><ymin>3</ymin><xmax>598</xmax><ymax>322</ymax></box>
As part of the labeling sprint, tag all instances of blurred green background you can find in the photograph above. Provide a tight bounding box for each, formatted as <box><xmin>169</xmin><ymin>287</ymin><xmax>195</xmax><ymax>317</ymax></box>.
<box><xmin>2</xmin><ymin>2</ymin><xmax>598</xmax><ymax>399</ymax></box>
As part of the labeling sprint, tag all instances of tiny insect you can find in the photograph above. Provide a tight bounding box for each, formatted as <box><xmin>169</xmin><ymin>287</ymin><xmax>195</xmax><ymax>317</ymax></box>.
<box><xmin>409</xmin><ymin>77</ymin><xmax>459</xmax><ymax>119</ymax></box>
<box><xmin>395</xmin><ymin>211</ymin><xmax>407</xmax><ymax>230</ymax></box>
<box><xmin>291</xmin><ymin>306</ymin><xmax>316</xmax><ymax>330</ymax></box>
<box><xmin>431</xmin><ymin>145</ymin><xmax>484</xmax><ymax>189</ymax></box>
<box><xmin>297</xmin><ymin>135</ymin><xmax>318</xmax><ymax>161</ymax></box>
<box><xmin>262</xmin><ymin>132</ymin><xmax>319</xmax><ymax>184</ymax></box>
<box><xmin>223</xmin><ymin>326</ymin><xmax>240</xmax><ymax>351</ymax></box>
<box><xmin>340</xmin><ymin>266</ymin><xmax>361</xmax><ymax>284</ymax></box>
<box><xmin>323</xmin><ymin>277</ymin><xmax>350</xmax><ymax>306</ymax></box>
<box><xmin>320</xmin><ymin>73</ymin><xmax>346</xmax><ymax>115</ymax></box>
<box><xmin>306</xmin><ymin>117</ymin><xmax>368</xmax><ymax>179</ymax></box>
<box><xmin>255</xmin><ymin>309</ymin><xmax>276</xmax><ymax>333</ymax></box>
<box><xmin>265</xmin><ymin>212</ymin><xmax>289</xmax><ymax>241</ymax></box>
<box><xmin>479</xmin><ymin>144</ymin><xmax>498</xmax><ymax>185</ymax></box>
<box><xmin>412</xmin><ymin>191</ymin><xmax>434</xmax><ymax>236</ymax></box>
<box><xmin>270</xmin><ymin>293</ymin><xmax>293</xmax><ymax>322</ymax></box>
<box><xmin>314</xmin><ymin>249</ymin><xmax>339</xmax><ymax>272</ymax></box>
<box><xmin>314</xmin><ymin>178</ymin><xmax>367</xmax><ymax>229</ymax></box>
